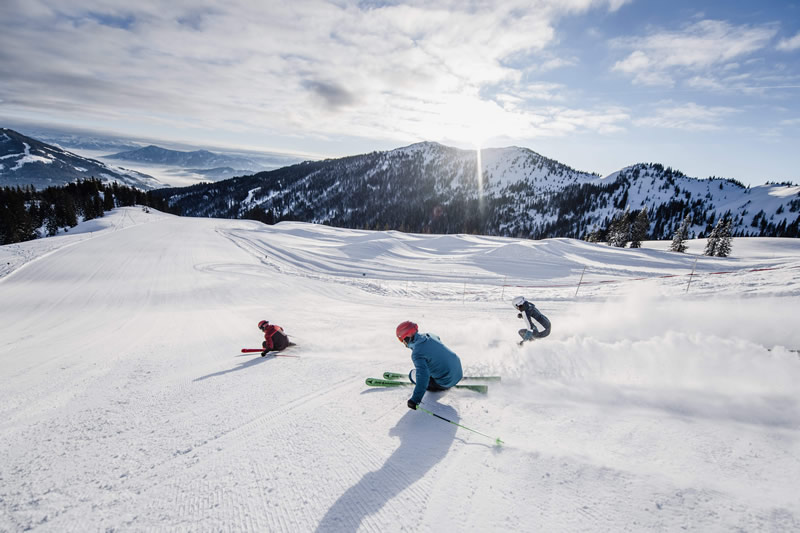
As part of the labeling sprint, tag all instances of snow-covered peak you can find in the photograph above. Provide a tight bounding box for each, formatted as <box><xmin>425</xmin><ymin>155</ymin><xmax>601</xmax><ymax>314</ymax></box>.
<box><xmin>0</xmin><ymin>128</ymin><xmax>163</xmax><ymax>190</ymax></box>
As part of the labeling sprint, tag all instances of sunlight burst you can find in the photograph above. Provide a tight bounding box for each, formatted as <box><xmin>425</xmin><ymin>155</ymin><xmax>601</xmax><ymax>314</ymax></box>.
<box><xmin>475</xmin><ymin>142</ymin><xmax>483</xmax><ymax>192</ymax></box>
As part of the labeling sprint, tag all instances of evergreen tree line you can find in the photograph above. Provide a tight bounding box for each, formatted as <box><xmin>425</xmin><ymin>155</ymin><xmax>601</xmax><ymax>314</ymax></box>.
<box><xmin>0</xmin><ymin>178</ymin><xmax>174</xmax><ymax>245</ymax></box>
<box><xmin>668</xmin><ymin>214</ymin><xmax>732</xmax><ymax>256</ymax></box>
<box><xmin>586</xmin><ymin>209</ymin><xmax>734</xmax><ymax>257</ymax></box>
<box><xmin>585</xmin><ymin>206</ymin><xmax>652</xmax><ymax>249</ymax></box>
<box><xmin>703</xmin><ymin>217</ymin><xmax>733</xmax><ymax>257</ymax></box>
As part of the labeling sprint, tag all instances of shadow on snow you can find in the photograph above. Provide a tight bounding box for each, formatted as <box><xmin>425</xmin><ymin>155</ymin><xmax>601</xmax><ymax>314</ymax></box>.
<box><xmin>315</xmin><ymin>399</ymin><xmax>458</xmax><ymax>532</ymax></box>
<box><xmin>193</xmin><ymin>354</ymin><xmax>277</xmax><ymax>382</ymax></box>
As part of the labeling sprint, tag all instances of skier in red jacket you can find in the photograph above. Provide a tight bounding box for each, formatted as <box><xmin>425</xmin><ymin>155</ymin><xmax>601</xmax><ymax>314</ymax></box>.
<box><xmin>258</xmin><ymin>320</ymin><xmax>292</xmax><ymax>356</ymax></box>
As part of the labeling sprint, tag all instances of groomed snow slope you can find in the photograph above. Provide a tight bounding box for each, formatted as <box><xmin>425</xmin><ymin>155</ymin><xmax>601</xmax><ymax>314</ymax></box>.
<box><xmin>1</xmin><ymin>208</ymin><xmax>799</xmax><ymax>531</ymax></box>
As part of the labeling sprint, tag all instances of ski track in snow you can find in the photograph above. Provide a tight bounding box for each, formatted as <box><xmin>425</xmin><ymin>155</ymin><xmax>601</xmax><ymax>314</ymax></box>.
<box><xmin>1</xmin><ymin>207</ymin><xmax>799</xmax><ymax>531</ymax></box>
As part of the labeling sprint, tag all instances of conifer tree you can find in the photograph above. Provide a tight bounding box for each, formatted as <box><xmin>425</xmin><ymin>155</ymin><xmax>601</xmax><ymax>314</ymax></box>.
<box><xmin>607</xmin><ymin>209</ymin><xmax>630</xmax><ymax>247</ymax></box>
<box><xmin>704</xmin><ymin>217</ymin><xmax>722</xmax><ymax>256</ymax></box>
<box><xmin>715</xmin><ymin>218</ymin><xmax>733</xmax><ymax>257</ymax></box>
<box><xmin>629</xmin><ymin>206</ymin><xmax>649</xmax><ymax>248</ymax></box>
<box><xmin>670</xmin><ymin>214</ymin><xmax>691</xmax><ymax>253</ymax></box>
<box><xmin>585</xmin><ymin>225</ymin><xmax>601</xmax><ymax>243</ymax></box>
<box><xmin>103</xmin><ymin>191</ymin><xmax>115</xmax><ymax>211</ymax></box>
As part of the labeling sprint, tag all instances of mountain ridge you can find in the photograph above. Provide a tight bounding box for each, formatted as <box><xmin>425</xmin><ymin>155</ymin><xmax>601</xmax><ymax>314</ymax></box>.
<box><xmin>4</xmin><ymin>127</ymin><xmax>798</xmax><ymax>240</ymax></box>
<box><xmin>105</xmin><ymin>144</ymin><xmax>263</xmax><ymax>172</ymax></box>
<box><xmin>153</xmin><ymin>141</ymin><xmax>800</xmax><ymax>239</ymax></box>
<box><xmin>0</xmin><ymin>128</ymin><xmax>161</xmax><ymax>190</ymax></box>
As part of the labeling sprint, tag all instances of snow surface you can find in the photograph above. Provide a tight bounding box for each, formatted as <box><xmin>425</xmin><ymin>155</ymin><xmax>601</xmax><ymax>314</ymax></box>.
<box><xmin>1</xmin><ymin>208</ymin><xmax>799</xmax><ymax>531</ymax></box>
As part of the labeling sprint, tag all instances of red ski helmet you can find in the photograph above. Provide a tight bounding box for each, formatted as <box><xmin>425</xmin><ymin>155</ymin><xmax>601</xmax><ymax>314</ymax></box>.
<box><xmin>258</xmin><ymin>320</ymin><xmax>269</xmax><ymax>330</ymax></box>
<box><xmin>396</xmin><ymin>321</ymin><xmax>418</xmax><ymax>342</ymax></box>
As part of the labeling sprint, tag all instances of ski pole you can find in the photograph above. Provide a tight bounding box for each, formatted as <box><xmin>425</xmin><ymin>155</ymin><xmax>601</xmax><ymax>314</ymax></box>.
<box><xmin>416</xmin><ymin>405</ymin><xmax>504</xmax><ymax>446</ymax></box>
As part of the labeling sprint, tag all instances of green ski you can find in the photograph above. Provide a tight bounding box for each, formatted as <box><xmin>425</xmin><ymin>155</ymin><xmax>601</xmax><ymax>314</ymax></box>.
<box><xmin>383</xmin><ymin>372</ymin><xmax>501</xmax><ymax>382</ymax></box>
<box><xmin>366</xmin><ymin>377</ymin><xmax>488</xmax><ymax>394</ymax></box>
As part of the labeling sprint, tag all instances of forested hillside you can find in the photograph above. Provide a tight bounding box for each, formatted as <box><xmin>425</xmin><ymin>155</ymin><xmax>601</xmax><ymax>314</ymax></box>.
<box><xmin>1</xmin><ymin>179</ymin><xmax>174</xmax><ymax>244</ymax></box>
<box><xmin>153</xmin><ymin>143</ymin><xmax>800</xmax><ymax>240</ymax></box>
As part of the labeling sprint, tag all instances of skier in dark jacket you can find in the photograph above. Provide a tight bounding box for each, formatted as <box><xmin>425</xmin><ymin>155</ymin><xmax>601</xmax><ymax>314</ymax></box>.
<box><xmin>258</xmin><ymin>320</ymin><xmax>291</xmax><ymax>356</ymax></box>
<box><xmin>396</xmin><ymin>321</ymin><xmax>463</xmax><ymax>410</ymax></box>
<box><xmin>513</xmin><ymin>296</ymin><xmax>551</xmax><ymax>345</ymax></box>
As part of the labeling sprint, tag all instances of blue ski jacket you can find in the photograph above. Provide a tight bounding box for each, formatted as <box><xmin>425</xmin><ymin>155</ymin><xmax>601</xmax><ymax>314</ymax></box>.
<box><xmin>406</xmin><ymin>333</ymin><xmax>463</xmax><ymax>404</ymax></box>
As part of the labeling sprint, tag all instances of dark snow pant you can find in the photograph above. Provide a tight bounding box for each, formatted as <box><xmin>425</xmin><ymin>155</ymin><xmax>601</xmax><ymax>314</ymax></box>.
<box><xmin>263</xmin><ymin>331</ymin><xmax>290</xmax><ymax>351</ymax></box>
<box><xmin>519</xmin><ymin>308</ymin><xmax>551</xmax><ymax>341</ymax></box>
<box><xmin>408</xmin><ymin>370</ymin><xmax>449</xmax><ymax>391</ymax></box>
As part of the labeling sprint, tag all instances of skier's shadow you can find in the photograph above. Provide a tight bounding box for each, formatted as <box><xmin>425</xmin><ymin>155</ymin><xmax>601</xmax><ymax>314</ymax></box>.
<box><xmin>193</xmin><ymin>354</ymin><xmax>275</xmax><ymax>382</ymax></box>
<box><xmin>315</xmin><ymin>399</ymin><xmax>457</xmax><ymax>532</ymax></box>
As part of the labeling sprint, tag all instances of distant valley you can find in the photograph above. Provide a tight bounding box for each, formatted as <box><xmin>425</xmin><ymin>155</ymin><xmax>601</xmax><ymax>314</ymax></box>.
<box><xmin>1</xmin><ymin>123</ymin><xmax>307</xmax><ymax>187</ymax></box>
<box><xmin>0</xmin><ymin>128</ymin><xmax>162</xmax><ymax>190</ymax></box>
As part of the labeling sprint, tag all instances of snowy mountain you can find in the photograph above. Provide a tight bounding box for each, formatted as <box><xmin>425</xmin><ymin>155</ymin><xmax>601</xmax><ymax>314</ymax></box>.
<box><xmin>105</xmin><ymin>144</ymin><xmax>264</xmax><ymax>173</ymax></box>
<box><xmin>1</xmin><ymin>122</ymin><xmax>143</xmax><ymax>153</ymax></box>
<box><xmin>155</xmin><ymin>141</ymin><xmax>800</xmax><ymax>239</ymax></box>
<box><xmin>2</xmin><ymin>124</ymin><xmax>309</xmax><ymax>187</ymax></box>
<box><xmin>0</xmin><ymin>128</ymin><xmax>162</xmax><ymax>190</ymax></box>
<box><xmin>2</xmin><ymin>207</ymin><xmax>799</xmax><ymax>530</ymax></box>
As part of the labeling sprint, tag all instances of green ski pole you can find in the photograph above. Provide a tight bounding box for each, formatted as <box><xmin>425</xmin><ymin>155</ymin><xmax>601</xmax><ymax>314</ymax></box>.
<box><xmin>416</xmin><ymin>405</ymin><xmax>504</xmax><ymax>446</ymax></box>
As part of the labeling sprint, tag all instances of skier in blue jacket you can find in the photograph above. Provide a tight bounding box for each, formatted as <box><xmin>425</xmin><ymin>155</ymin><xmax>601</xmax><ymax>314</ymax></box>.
<box><xmin>396</xmin><ymin>321</ymin><xmax>463</xmax><ymax>410</ymax></box>
<box><xmin>513</xmin><ymin>296</ymin><xmax>551</xmax><ymax>345</ymax></box>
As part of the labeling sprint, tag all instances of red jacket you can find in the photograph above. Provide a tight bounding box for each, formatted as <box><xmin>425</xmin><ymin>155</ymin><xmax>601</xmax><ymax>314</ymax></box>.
<box><xmin>263</xmin><ymin>325</ymin><xmax>286</xmax><ymax>350</ymax></box>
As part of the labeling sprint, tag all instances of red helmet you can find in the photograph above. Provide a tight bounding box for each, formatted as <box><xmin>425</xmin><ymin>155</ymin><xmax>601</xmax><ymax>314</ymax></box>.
<box><xmin>258</xmin><ymin>320</ymin><xmax>269</xmax><ymax>329</ymax></box>
<box><xmin>396</xmin><ymin>321</ymin><xmax>418</xmax><ymax>342</ymax></box>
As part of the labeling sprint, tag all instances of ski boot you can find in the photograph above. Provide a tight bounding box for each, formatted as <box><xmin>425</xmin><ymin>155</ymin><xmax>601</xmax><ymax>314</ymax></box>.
<box><xmin>518</xmin><ymin>328</ymin><xmax>536</xmax><ymax>346</ymax></box>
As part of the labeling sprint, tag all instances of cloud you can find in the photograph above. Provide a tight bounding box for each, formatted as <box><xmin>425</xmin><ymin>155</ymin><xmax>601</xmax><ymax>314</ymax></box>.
<box><xmin>612</xmin><ymin>19</ymin><xmax>777</xmax><ymax>86</ymax></box>
<box><xmin>538</xmin><ymin>56</ymin><xmax>578</xmax><ymax>72</ymax></box>
<box><xmin>634</xmin><ymin>102</ymin><xmax>739</xmax><ymax>131</ymax></box>
<box><xmin>0</xmin><ymin>0</ymin><xmax>633</xmax><ymax>148</ymax></box>
<box><xmin>302</xmin><ymin>80</ymin><xmax>357</xmax><ymax>110</ymax></box>
<box><xmin>777</xmin><ymin>32</ymin><xmax>800</xmax><ymax>52</ymax></box>
<box><xmin>685</xmin><ymin>76</ymin><xmax>725</xmax><ymax>91</ymax></box>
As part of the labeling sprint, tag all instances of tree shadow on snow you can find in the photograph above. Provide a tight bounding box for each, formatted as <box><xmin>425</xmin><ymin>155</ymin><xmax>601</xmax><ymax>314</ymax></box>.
<box><xmin>193</xmin><ymin>354</ymin><xmax>276</xmax><ymax>382</ymax></box>
<box><xmin>315</xmin><ymin>399</ymin><xmax>457</xmax><ymax>532</ymax></box>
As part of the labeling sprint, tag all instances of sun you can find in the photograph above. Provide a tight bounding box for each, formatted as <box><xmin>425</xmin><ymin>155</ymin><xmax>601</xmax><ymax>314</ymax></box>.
<box><xmin>414</xmin><ymin>92</ymin><xmax>531</xmax><ymax>194</ymax></box>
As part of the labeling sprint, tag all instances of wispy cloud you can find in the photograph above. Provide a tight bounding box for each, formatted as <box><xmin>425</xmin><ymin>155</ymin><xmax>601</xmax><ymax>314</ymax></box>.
<box><xmin>612</xmin><ymin>19</ymin><xmax>778</xmax><ymax>87</ymax></box>
<box><xmin>538</xmin><ymin>56</ymin><xmax>579</xmax><ymax>72</ymax></box>
<box><xmin>0</xmin><ymin>0</ymin><xmax>633</xmax><ymax>147</ymax></box>
<box><xmin>634</xmin><ymin>102</ymin><xmax>739</xmax><ymax>131</ymax></box>
<box><xmin>777</xmin><ymin>32</ymin><xmax>800</xmax><ymax>52</ymax></box>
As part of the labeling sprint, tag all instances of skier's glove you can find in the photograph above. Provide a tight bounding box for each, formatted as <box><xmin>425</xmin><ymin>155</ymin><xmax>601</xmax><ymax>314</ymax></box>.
<box><xmin>261</xmin><ymin>350</ymin><xmax>270</xmax><ymax>357</ymax></box>
<box><xmin>517</xmin><ymin>313</ymin><xmax>522</xmax><ymax>319</ymax></box>
<box><xmin>407</xmin><ymin>399</ymin><xmax>418</xmax><ymax>410</ymax></box>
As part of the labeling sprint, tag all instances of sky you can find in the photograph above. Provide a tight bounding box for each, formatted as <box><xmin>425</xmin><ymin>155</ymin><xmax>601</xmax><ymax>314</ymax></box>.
<box><xmin>1</xmin><ymin>0</ymin><xmax>799</xmax><ymax>185</ymax></box>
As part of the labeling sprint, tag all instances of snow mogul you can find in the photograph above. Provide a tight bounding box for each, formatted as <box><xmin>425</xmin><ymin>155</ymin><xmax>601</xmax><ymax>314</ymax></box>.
<box><xmin>513</xmin><ymin>296</ymin><xmax>551</xmax><ymax>346</ymax></box>
<box><xmin>258</xmin><ymin>320</ymin><xmax>292</xmax><ymax>356</ymax></box>
<box><xmin>396</xmin><ymin>321</ymin><xmax>463</xmax><ymax>410</ymax></box>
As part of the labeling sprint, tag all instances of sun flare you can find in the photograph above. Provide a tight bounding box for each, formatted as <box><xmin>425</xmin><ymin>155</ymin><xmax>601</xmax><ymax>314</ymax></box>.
<box><xmin>476</xmin><ymin>143</ymin><xmax>483</xmax><ymax>191</ymax></box>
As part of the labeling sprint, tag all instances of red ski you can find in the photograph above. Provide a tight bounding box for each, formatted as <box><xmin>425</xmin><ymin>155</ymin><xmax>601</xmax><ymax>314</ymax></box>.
<box><xmin>240</xmin><ymin>347</ymin><xmax>299</xmax><ymax>357</ymax></box>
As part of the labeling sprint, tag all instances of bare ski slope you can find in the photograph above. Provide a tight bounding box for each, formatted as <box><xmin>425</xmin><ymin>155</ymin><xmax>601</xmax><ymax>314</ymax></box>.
<box><xmin>1</xmin><ymin>208</ymin><xmax>799</xmax><ymax>531</ymax></box>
